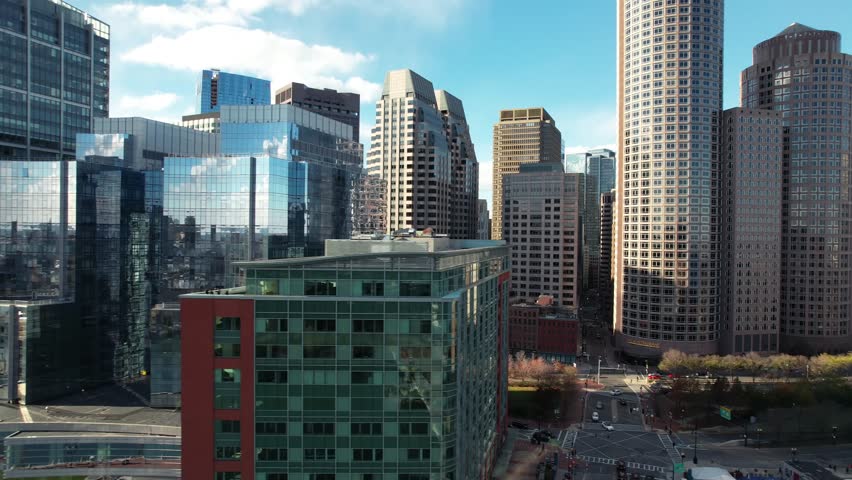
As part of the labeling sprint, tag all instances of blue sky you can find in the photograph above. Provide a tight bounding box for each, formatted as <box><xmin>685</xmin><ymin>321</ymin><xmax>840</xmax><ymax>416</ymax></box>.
<box><xmin>77</xmin><ymin>0</ymin><xmax>852</xmax><ymax>205</ymax></box>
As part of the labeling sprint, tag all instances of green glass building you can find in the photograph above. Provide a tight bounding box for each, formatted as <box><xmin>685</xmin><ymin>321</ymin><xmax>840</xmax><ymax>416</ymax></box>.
<box><xmin>181</xmin><ymin>236</ymin><xmax>510</xmax><ymax>480</ymax></box>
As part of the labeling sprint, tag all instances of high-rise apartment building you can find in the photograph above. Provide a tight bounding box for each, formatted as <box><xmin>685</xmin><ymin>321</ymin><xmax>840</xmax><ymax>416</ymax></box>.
<box><xmin>615</xmin><ymin>0</ymin><xmax>724</xmax><ymax>357</ymax></box>
<box><xmin>0</xmin><ymin>0</ymin><xmax>109</xmax><ymax>160</ymax></box>
<box><xmin>478</xmin><ymin>199</ymin><xmax>491</xmax><ymax>240</ymax></box>
<box><xmin>437</xmin><ymin>90</ymin><xmax>479</xmax><ymax>240</ymax></box>
<box><xmin>368</xmin><ymin>69</ymin><xmax>478</xmax><ymax>237</ymax></box>
<box><xmin>503</xmin><ymin>162</ymin><xmax>583</xmax><ymax>309</ymax></box>
<box><xmin>719</xmin><ymin>108</ymin><xmax>783</xmax><ymax>355</ymax></box>
<box><xmin>580</xmin><ymin>149</ymin><xmax>617</xmax><ymax>290</ymax></box>
<box><xmin>198</xmin><ymin>69</ymin><xmax>270</xmax><ymax>114</ymax></box>
<box><xmin>275</xmin><ymin>82</ymin><xmax>360</xmax><ymax>141</ymax></box>
<box><xmin>741</xmin><ymin>24</ymin><xmax>852</xmax><ymax>354</ymax></box>
<box><xmin>600</xmin><ymin>189</ymin><xmax>615</xmax><ymax>318</ymax></box>
<box><xmin>492</xmin><ymin>108</ymin><xmax>562</xmax><ymax>240</ymax></box>
<box><xmin>181</xmin><ymin>236</ymin><xmax>510</xmax><ymax>480</ymax></box>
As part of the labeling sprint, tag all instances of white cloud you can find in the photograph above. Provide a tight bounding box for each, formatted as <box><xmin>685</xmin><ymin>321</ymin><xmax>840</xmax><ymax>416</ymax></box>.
<box><xmin>120</xmin><ymin>25</ymin><xmax>382</xmax><ymax>102</ymax></box>
<box><xmin>107</xmin><ymin>0</ymin><xmax>465</xmax><ymax>30</ymax></box>
<box><xmin>114</xmin><ymin>92</ymin><xmax>180</xmax><ymax>113</ymax></box>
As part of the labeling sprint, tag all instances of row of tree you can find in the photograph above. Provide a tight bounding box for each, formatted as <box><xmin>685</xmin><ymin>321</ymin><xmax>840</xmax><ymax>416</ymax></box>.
<box><xmin>507</xmin><ymin>351</ymin><xmax>576</xmax><ymax>388</ymax></box>
<box><xmin>658</xmin><ymin>349</ymin><xmax>852</xmax><ymax>379</ymax></box>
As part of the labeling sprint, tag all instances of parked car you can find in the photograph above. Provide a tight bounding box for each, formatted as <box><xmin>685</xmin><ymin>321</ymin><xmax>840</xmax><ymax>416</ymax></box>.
<box><xmin>592</xmin><ymin>411</ymin><xmax>600</xmax><ymax>422</ymax></box>
<box><xmin>510</xmin><ymin>421</ymin><xmax>530</xmax><ymax>429</ymax></box>
<box><xmin>602</xmin><ymin>421</ymin><xmax>615</xmax><ymax>431</ymax></box>
<box><xmin>647</xmin><ymin>373</ymin><xmax>662</xmax><ymax>380</ymax></box>
<box><xmin>537</xmin><ymin>429</ymin><xmax>555</xmax><ymax>439</ymax></box>
<box><xmin>610</xmin><ymin>388</ymin><xmax>623</xmax><ymax>396</ymax></box>
<box><xmin>596</xmin><ymin>401</ymin><xmax>604</xmax><ymax>409</ymax></box>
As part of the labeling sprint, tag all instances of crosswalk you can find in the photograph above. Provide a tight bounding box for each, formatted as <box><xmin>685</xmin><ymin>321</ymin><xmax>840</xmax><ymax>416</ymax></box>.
<box><xmin>658</xmin><ymin>432</ymin><xmax>683</xmax><ymax>464</ymax></box>
<box><xmin>576</xmin><ymin>455</ymin><xmax>666</xmax><ymax>473</ymax></box>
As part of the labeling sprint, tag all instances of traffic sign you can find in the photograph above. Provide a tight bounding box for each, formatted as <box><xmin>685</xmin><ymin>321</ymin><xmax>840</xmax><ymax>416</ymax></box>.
<box><xmin>720</xmin><ymin>406</ymin><xmax>732</xmax><ymax>420</ymax></box>
<box><xmin>674</xmin><ymin>463</ymin><xmax>685</xmax><ymax>475</ymax></box>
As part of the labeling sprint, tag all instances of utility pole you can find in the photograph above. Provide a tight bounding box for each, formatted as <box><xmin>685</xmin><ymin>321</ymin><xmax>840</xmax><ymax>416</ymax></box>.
<box><xmin>597</xmin><ymin>356</ymin><xmax>602</xmax><ymax>385</ymax></box>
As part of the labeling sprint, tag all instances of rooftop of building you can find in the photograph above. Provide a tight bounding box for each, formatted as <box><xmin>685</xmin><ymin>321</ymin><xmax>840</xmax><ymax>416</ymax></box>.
<box><xmin>498</xmin><ymin>107</ymin><xmax>554</xmax><ymax>123</ymax></box>
<box><xmin>776</xmin><ymin>23</ymin><xmax>818</xmax><ymax>37</ymax></box>
<box><xmin>382</xmin><ymin>69</ymin><xmax>436</xmax><ymax>103</ymax></box>
<box><xmin>230</xmin><ymin>234</ymin><xmax>507</xmax><ymax>270</ymax></box>
<box><xmin>510</xmin><ymin>296</ymin><xmax>578</xmax><ymax>319</ymax></box>
<box><xmin>180</xmin><ymin>111</ymin><xmax>221</xmax><ymax>122</ymax></box>
<box><xmin>785</xmin><ymin>461</ymin><xmax>842</xmax><ymax>480</ymax></box>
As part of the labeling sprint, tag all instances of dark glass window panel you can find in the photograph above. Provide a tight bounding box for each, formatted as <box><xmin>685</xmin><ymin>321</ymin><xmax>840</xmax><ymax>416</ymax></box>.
<box><xmin>30</xmin><ymin>96</ymin><xmax>61</xmax><ymax>150</ymax></box>
<box><xmin>0</xmin><ymin>0</ymin><xmax>26</xmax><ymax>33</ymax></box>
<box><xmin>304</xmin><ymin>319</ymin><xmax>335</xmax><ymax>332</ymax></box>
<box><xmin>0</xmin><ymin>89</ymin><xmax>27</xmax><ymax>145</ymax></box>
<box><xmin>303</xmin><ymin>345</ymin><xmax>335</xmax><ymax>358</ymax></box>
<box><xmin>30</xmin><ymin>7</ymin><xmax>59</xmax><ymax>44</ymax></box>
<box><xmin>0</xmin><ymin>31</ymin><xmax>26</xmax><ymax>89</ymax></box>
<box><xmin>63</xmin><ymin>22</ymin><xmax>89</xmax><ymax>54</ymax></box>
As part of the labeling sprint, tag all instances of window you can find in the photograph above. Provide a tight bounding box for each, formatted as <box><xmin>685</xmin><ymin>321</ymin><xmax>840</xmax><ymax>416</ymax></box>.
<box><xmin>399</xmin><ymin>346</ymin><xmax>431</xmax><ymax>359</ymax></box>
<box><xmin>351</xmin><ymin>371</ymin><xmax>380</xmax><ymax>384</ymax></box>
<box><xmin>214</xmin><ymin>369</ymin><xmax>240</xmax><ymax>409</ymax></box>
<box><xmin>257</xmin><ymin>475</ymin><xmax>287</xmax><ymax>480</ymax></box>
<box><xmin>406</xmin><ymin>448</ymin><xmax>431</xmax><ymax>461</ymax></box>
<box><xmin>304</xmin><ymin>319</ymin><xmax>336</xmax><ymax>332</ymax></box>
<box><xmin>399</xmin><ymin>422</ymin><xmax>429</xmax><ymax>435</ymax></box>
<box><xmin>215</xmin><ymin>420</ymin><xmax>240</xmax><ymax>433</ymax></box>
<box><xmin>257</xmin><ymin>370</ymin><xmax>288</xmax><ymax>384</ymax></box>
<box><xmin>256</xmin><ymin>318</ymin><xmax>287</xmax><ymax>332</ymax></box>
<box><xmin>353</xmin><ymin>319</ymin><xmax>383</xmax><ymax>333</ymax></box>
<box><xmin>256</xmin><ymin>448</ymin><xmax>287</xmax><ymax>461</ymax></box>
<box><xmin>351</xmin><ymin>422</ymin><xmax>382</xmax><ymax>435</ymax></box>
<box><xmin>352</xmin><ymin>346</ymin><xmax>377</xmax><ymax>359</ymax></box>
<box><xmin>215</xmin><ymin>446</ymin><xmax>241</xmax><ymax>460</ymax></box>
<box><xmin>304</xmin><ymin>448</ymin><xmax>336</xmax><ymax>460</ymax></box>
<box><xmin>303</xmin><ymin>346</ymin><xmax>335</xmax><ymax>358</ymax></box>
<box><xmin>215</xmin><ymin>317</ymin><xmax>241</xmax><ymax>331</ymax></box>
<box><xmin>399</xmin><ymin>475</ymin><xmax>429</xmax><ymax>480</ymax></box>
<box><xmin>308</xmin><ymin>475</ymin><xmax>335</xmax><ymax>480</ymax></box>
<box><xmin>361</xmin><ymin>281</ymin><xmax>384</xmax><ymax>296</ymax></box>
<box><xmin>304</xmin><ymin>422</ymin><xmax>334</xmax><ymax>435</ymax></box>
<box><xmin>214</xmin><ymin>343</ymin><xmax>241</xmax><ymax>357</ymax></box>
<box><xmin>399</xmin><ymin>282</ymin><xmax>431</xmax><ymax>296</ymax></box>
<box><xmin>352</xmin><ymin>448</ymin><xmax>383</xmax><ymax>462</ymax></box>
<box><xmin>256</xmin><ymin>345</ymin><xmax>287</xmax><ymax>358</ymax></box>
<box><xmin>256</xmin><ymin>422</ymin><xmax>287</xmax><ymax>434</ymax></box>
<box><xmin>304</xmin><ymin>280</ymin><xmax>337</xmax><ymax>295</ymax></box>
<box><xmin>216</xmin><ymin>473</ymin><xmax>241</xmax><ymax>480</ymax></box>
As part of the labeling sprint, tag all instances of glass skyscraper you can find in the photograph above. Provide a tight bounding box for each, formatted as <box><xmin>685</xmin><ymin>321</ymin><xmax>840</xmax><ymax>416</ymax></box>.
<box><xmin>198</xmin><ymin>69</ymin><xmax>271</xmax><ymax>114</ymax></box>
<box><xmin>584</xmin><ymin>148</ymin><xmax>616</xmax><ymax>291</ymax></box>
<box><xmin>0</xmin><ymin>0</ymin><xmax>109</xmax><ymax>160</ymax></box>
<box><xmin>181</xmin><ymin>236</ymin><xmax>510</xmax><ymax>480</ymax></box>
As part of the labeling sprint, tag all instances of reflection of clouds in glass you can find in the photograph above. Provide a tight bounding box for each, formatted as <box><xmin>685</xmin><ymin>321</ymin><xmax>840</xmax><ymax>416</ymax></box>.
<box><xmin>262</xmin><ymin>136</ymin><xmax>289</xmax><ymax>158</ymax></box>
<box><xmin>77</xmin><ymin>134</ymin><xmax>128</xmax><ymax>163</ymax></box>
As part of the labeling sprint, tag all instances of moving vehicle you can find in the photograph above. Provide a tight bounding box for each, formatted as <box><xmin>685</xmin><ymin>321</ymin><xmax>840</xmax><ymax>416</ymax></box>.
<box><xmin>592</xmin><ymin>411</ymin><xmax>600</xmax><ymax>422</ymax></box>
<box><xmin>610</xmin><ymin>388</ymin><xmax>623</xmax><ymax>396</ymax></box>
<box><xmin>602</xmin><ymin>421</ymin><xmax>615</xmax><ymax>431</ymax></box>
<box><xmin>647</xmin><ymin>373</ymin><xmax>662</xmax><ymax>380</ymax></box>
<box><xmin>595</xmin><ymin>401</ymin><xmax>604</xmax><ymax>409</ymax></box>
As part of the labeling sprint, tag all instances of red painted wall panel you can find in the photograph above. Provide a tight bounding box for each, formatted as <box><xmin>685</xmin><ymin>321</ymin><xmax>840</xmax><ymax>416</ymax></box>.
<box><xmin>181</xmin><ymin>297</ymin><xmax>255</xmax><ymax>480</ymax></box>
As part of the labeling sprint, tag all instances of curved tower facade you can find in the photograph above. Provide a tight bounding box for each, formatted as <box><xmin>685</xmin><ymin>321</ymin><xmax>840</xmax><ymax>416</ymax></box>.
<box><xmin>741</xmin><ymin>25</ymin><xmax>852</xmax><ymax>354</ymax></box>
<box><xmin>615</xmin><ymin>0</ymin><xmax>724</xmax><ymax>357</ymax></box>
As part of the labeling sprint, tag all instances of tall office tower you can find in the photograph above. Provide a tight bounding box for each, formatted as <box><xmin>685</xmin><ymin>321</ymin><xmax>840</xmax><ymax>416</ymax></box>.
<box><xmin>275</xmin><ymin>82</ymin><xmax>361</xmax><ymax>141</ymax></box>
<box><xmin>492</xmin><ymin>108</ymin><xmax>562</xmax><ymax>240</ymax></box>
<box><xmin>181</xmin><ymin>236</ymin><xmax>510</xmax><ymax>480</ymax></box>
<box><xmin>367</xmin><ymin>69</ymin><xmax>456</xmax><ymax>235</ymax></box>
<box><xmin>600</xmin><ymin>189</ymin><xmax>615</xmax><ymax>318</ymax></box>
<box><xmin>0</xmin><ymin>160</ymin><xmax>149</xmax><ymax>401</ymax></box>
<box><xmin>503</xmin><ymin>162</ymin><xmax>583</xmax><ymax>309</ymax></box>
<box><xmin>198</xmin><ymin>69</ymin><xmax>270</xmax><ymax>114</ymax></box>
<box><xmin>565</xmin><ymin>152</ymin><xmax>588</xmax><ymax>174</ymax></box>
<box><xmin>579</xmin><ymin>148</ymin><xmax>617</xmax><ymax>291</ymax></box>
<box><xmin>742</xmin><ymin>25</ymin><xmax>852</xmax><ymax>354</ymax></box>
<box><xmin>162</xmin><ymin>104</ymin><xmax>362</xmax><ymax>299</ymax></box>
<box><xmin>615</xmin><ymin>0</ymin><xmax>724</xmax><ymax>357</ymax></box>
<box><xmin>437</xmin><ymin>90</ymin><xmax>479</xmax><ymax>239</ymax></box>
<box><xmin>719</xmin><ymin>108</ymin><xmax>783</xmax><ymax>354</ymax></box>
<box><xmin>352</xmin><ymin>171</ymin><xmax>387</xmax><ymax>235</ymax></box>
<box><xmin>0</xmin><ymin>0</ymin><xmax>109</xmax><ymax>160</ymax></box>
<box><xmin>478</xmin><ymin>199</ymin><xmax>492</xmax><ymax>240</ymax></box>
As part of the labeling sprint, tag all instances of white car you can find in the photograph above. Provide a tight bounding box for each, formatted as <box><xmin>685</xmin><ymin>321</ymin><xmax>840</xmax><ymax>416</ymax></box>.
<box><xmin>601</xmin><ymin>421</ymin><xmax>614</xmax><ymax>431</ymax></box>
<box><xmin>610</xmin><ymin>389</ymin><xmax>623</xmax><ymax>396</ymax></box>
<box><xmin>591</xmin><ymin>411</ymin><xmax>600</xmax><ymax>422</ymax></box>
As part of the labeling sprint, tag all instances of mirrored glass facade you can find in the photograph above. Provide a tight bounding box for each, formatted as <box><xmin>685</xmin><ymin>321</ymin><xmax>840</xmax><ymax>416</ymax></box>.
<box><xmin>0</xmin><ymin>0</ymin><xmax>109</xmax><ymax>160</ymax></box>
<box><xmin>199</xmin><ymin>69</ymin><xmax>270</xmax><ymax>114</ymax></box>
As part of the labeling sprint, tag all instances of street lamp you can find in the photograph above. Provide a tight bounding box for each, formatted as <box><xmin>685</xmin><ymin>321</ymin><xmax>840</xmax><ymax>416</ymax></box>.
<box><xmin>791</xmin><ymin>447</ymin><xmax>797</xmax><ymax>463</ymax></box>
<box><xmin>832</xmin><ymin>426</ymin><xmax>838</xmax><ymax>445</ymax></box>
<box><xmin>693</xmin><ymin>419</ymin><xmax>698</xmax><ymax>464</ymax></box>
<box><xmin>756</xmin><ymin>428</ymin><xmax>762</xmax><ymax>449</ymax></box>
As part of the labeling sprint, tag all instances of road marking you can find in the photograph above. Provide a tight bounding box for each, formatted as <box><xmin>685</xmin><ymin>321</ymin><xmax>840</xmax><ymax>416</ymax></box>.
<box><xmin>612</xmin><ymin>398</ymin><xmax>619</xmax><ymax>422</ymax></box>
<box><xmin>20</xmin><ymin>405</ymin><xmax>32</xmax><ymax>423</ymax></box>
<box><xmin>577</xmin><ymin>455</ymin><xmax>665</xmax><ymax>473</ymax></box>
